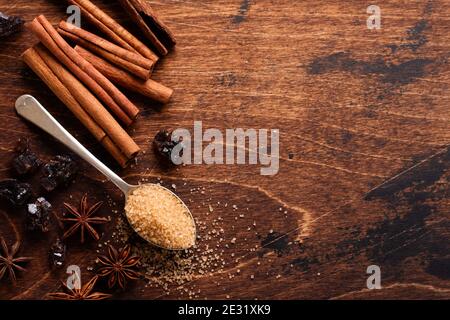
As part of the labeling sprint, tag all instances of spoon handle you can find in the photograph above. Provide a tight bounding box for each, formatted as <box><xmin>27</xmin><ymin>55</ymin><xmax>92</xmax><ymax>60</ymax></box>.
<box><xmin>15</xmin><ymin>94</ymin><xmax>132</xmax><ymax>194</ymax></box>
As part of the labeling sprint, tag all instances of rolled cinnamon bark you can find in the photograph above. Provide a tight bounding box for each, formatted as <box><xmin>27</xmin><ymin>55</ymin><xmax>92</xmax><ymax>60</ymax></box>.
<box><xmin>27</xmin><ymin>15</ymin><xmax>140</xmax><ymax>126</ymax></box>
<box><xmin>118</xmin><ymin>0</ymin><xmax>176</xmax><ymax>56</ymax></box>
<box><xmin>75</xmin><ymin>45</ymin><xmax>173</xmax><ymax>104</ymax></box>
<box><xmin>22</xmin><ymin>46</ymin><xmax>132</xmax><ymax>167</ymax></box>
<box><xmin>23</xmin><ymin>46</ymin><xmax>104</xmax><ymax>142</ymax></box>
<box><xmin>58</xmin><ymin>21</ymin><xmax>154</xmax><ymax>80</ymax></box>
<box><xmin>67</xmin><ymin>0</ymin><xmax>158</xmax><ymax>62</ymax></box>
<box><xmin>34</xmin><ymin>45</ymin><xmax>140</xmax><ymax>160</ymax></box>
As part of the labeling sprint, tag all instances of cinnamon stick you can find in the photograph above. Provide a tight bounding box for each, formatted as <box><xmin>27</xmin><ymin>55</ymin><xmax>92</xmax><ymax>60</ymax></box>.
<box><xmin>22</xmin><ymin>46</ymin><xmax>131</xmax><ymax>167</ymax></box>
<box><xmin>27</xmin><ymin>18</ymin><xmax>129</xmax><ymax>126</ymax></box>
<box><xmin>76</xmin><ymin>45</ymin><xmax>173</xmax><ymax>104</ymax></box>
<box><xmin>38</xmin><ymin>15</ymin><xmax>139</xmax><ymax>121</ymax></box>
<box><xmin>23</xmin><ymin>46</ymin><xmax>104</xmax><ymax>142</ymax></box>
<box><xmin>34</xmin><ymin>45</ymin><xmax>140</xmax><ymax>160</ymax></box>
<box><xmin>27</xmin><ymin>16</ymin><xmax>140</xmax><ymax>126</ymax></box>
<box><xmin>118</xmin><ymin>0</ymin><xmax>176</xmax><ymax>56</ymax></box>
<box><xmin>67</xmin><ymin>0</ymin><xmax>158</xmax><ymax>62</ymax></box>
<box><xmin>58</xmin><ymin>21</ymin><xmax>154</xmax><ymax>80</ymax></box>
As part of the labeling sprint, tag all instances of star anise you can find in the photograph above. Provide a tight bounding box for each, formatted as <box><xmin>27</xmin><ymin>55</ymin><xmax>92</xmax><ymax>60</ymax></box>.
<box><xmin>0</xmin><ymin>237</ymin><xmax>32</xmax><ymax>284</ymax></box>
<box><xmin>97</xmin><ymin>244</ymin><xmax>141</xmax><ymax>289</ymax></box>
<box><xmin>47</xmin><ymin>275</ymin><xmax>111</xmax><ymax>300</ymax></box>
<box><xmin>59</xmin><ymin>194</ymin><xmax>109</xmax><ymax>243</ymax></box>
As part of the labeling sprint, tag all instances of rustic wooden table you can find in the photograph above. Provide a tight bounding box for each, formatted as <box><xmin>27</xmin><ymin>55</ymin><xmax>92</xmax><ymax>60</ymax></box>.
<box><xmin>0</xmin><ymin>0</ymin><xmax>449</xmax><ymax>300</ymax></box>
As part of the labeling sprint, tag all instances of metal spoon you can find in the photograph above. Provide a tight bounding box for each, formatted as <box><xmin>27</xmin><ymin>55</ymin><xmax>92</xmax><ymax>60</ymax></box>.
<box><xmin>15</xmin><ymin>94</ymin><xmax>196</xmax><ymax>250</ymax></box>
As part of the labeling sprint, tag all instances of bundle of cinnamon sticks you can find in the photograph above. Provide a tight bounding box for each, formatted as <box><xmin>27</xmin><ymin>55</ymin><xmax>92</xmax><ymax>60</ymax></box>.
<box><xmin>23</xmin><ymin>45</ymin><xmax>136</xmax><ymax>167</ymax></box>
<box><xmin>22</xmin><ymin>0</ymin><xmax>176</xmax><ymax>167</ymax></box>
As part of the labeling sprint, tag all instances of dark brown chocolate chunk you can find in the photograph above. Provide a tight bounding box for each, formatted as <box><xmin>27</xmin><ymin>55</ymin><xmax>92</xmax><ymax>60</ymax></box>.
<box><xmin>0</xmin><ymin>179</ymin><xmax>32</xmax><ymax>206</ymax></box>
<box><xmin>12</xmin><ymin>139</ymin><xmax>42</xmax><ymax>176</ymax></box>
<box><xmin>49</xmin><ymin>238</ymin><xmax>66</xmax><ymax>268</ymax></box>
<box><xmin>41</xmin><ymin>155</ymin><xmax>78</xmax><ymax>192</ymax></box>
<box><xmin>26</xmin><ymin>197</ymin><xmax>52</xmax><ymax>232</ymax></box>
<box><xmin>0</xmin><ymin>12</ymin><xmax>24</xmax><ymax>38</ymax></box>
<box><xmin>153</xmin><ymin>129</ymin><xmax>183</xmax><ymax>165</ymax></box>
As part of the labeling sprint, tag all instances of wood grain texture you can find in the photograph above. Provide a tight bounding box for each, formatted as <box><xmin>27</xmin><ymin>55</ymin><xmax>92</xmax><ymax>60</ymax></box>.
<box><xmin>0</xmin><ymin>0</ymin><xmax>449</xmax><ymax>300</ymax></box>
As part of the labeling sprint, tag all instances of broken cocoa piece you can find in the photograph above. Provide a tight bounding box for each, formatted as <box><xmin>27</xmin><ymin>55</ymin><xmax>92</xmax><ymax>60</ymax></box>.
<box><xmin>26</xmin><ymin>197</ymin><xmax>52</xmax><ymax>232</ymax></box>
<box><xmin>153</xmin><ymin>129</ymin><xmax>183</xmax><ymax>165</ymax></box>
<box><xmin>41</xmin><ymin>155</ymin><xmax>78</xmax><ymax>192</ymax></box>
<box><xmin>49</xmin><ymin>238</ymin><xmax>66</xmax><ymax>268</ymax></box>
<box><xmin>0</xmin><ymin>12</ymin><xmax>24</xmax><ymax>38</ymax></box>
<box><xmin>12</xmin><ymin>139</ymin><xmax>42</xmax><ymax>176</ymax></box>
<box><xmin>0</xmin><ymin>179</ymin><xmax>33</xmax><ymax>206</ymax></box>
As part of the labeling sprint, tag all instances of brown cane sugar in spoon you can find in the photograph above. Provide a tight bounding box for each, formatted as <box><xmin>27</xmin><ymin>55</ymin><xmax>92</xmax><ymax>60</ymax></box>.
<box><xmin>125</xmin><ymin>184</ymin><xmax>196</xmax><ymax>250</ymax></box>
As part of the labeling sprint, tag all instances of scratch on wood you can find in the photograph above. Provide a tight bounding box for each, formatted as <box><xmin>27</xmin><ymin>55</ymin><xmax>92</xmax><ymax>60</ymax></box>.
<box><xmin>364</xmin><ymin>146</ymin><xmax>450</xmax><ymax>200</ymax></box>
<box><xmin>260</xmin><ymin>231</ymin><xmax>292</xmax><ymax>256</ymax></box>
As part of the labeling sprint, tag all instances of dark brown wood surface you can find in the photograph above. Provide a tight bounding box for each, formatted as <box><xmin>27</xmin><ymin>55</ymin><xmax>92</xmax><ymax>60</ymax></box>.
<box><xmin>0</xmin><ymin>0</ymin><xmax>449</xmax><ymax>300</ymax></box>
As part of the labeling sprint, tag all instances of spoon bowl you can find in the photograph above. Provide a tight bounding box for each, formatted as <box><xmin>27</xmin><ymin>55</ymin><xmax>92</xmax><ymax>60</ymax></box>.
<box><xmin>15</xmin><ymin>94</ymin><xmax>196</xmax><ymax>251</ymax></box>
<box><xmin>124</xmin><ymin>183</ymin><xmax>197</xmax><ymax>250</ymax></box>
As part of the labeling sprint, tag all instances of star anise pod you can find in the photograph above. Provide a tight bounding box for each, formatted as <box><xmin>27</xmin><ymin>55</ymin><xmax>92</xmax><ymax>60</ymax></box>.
<box><xmin>0</xmin><ymin>237</ymin><xmax>32</xmax><ymax>284</ymax></box>
<box><xmin>47</xmin><ymin>275</ymin><xmax>111</xmax><ymax>300</ymax></box>
<box><xmin>97</xmin><ymin>244</ymin><xmax>141</xmax><ymax>289</ymax></box>
<box><xmin>59</xmin><ymin>194</ymin><xmax>109</xmax><ymax>243</ymax></box>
